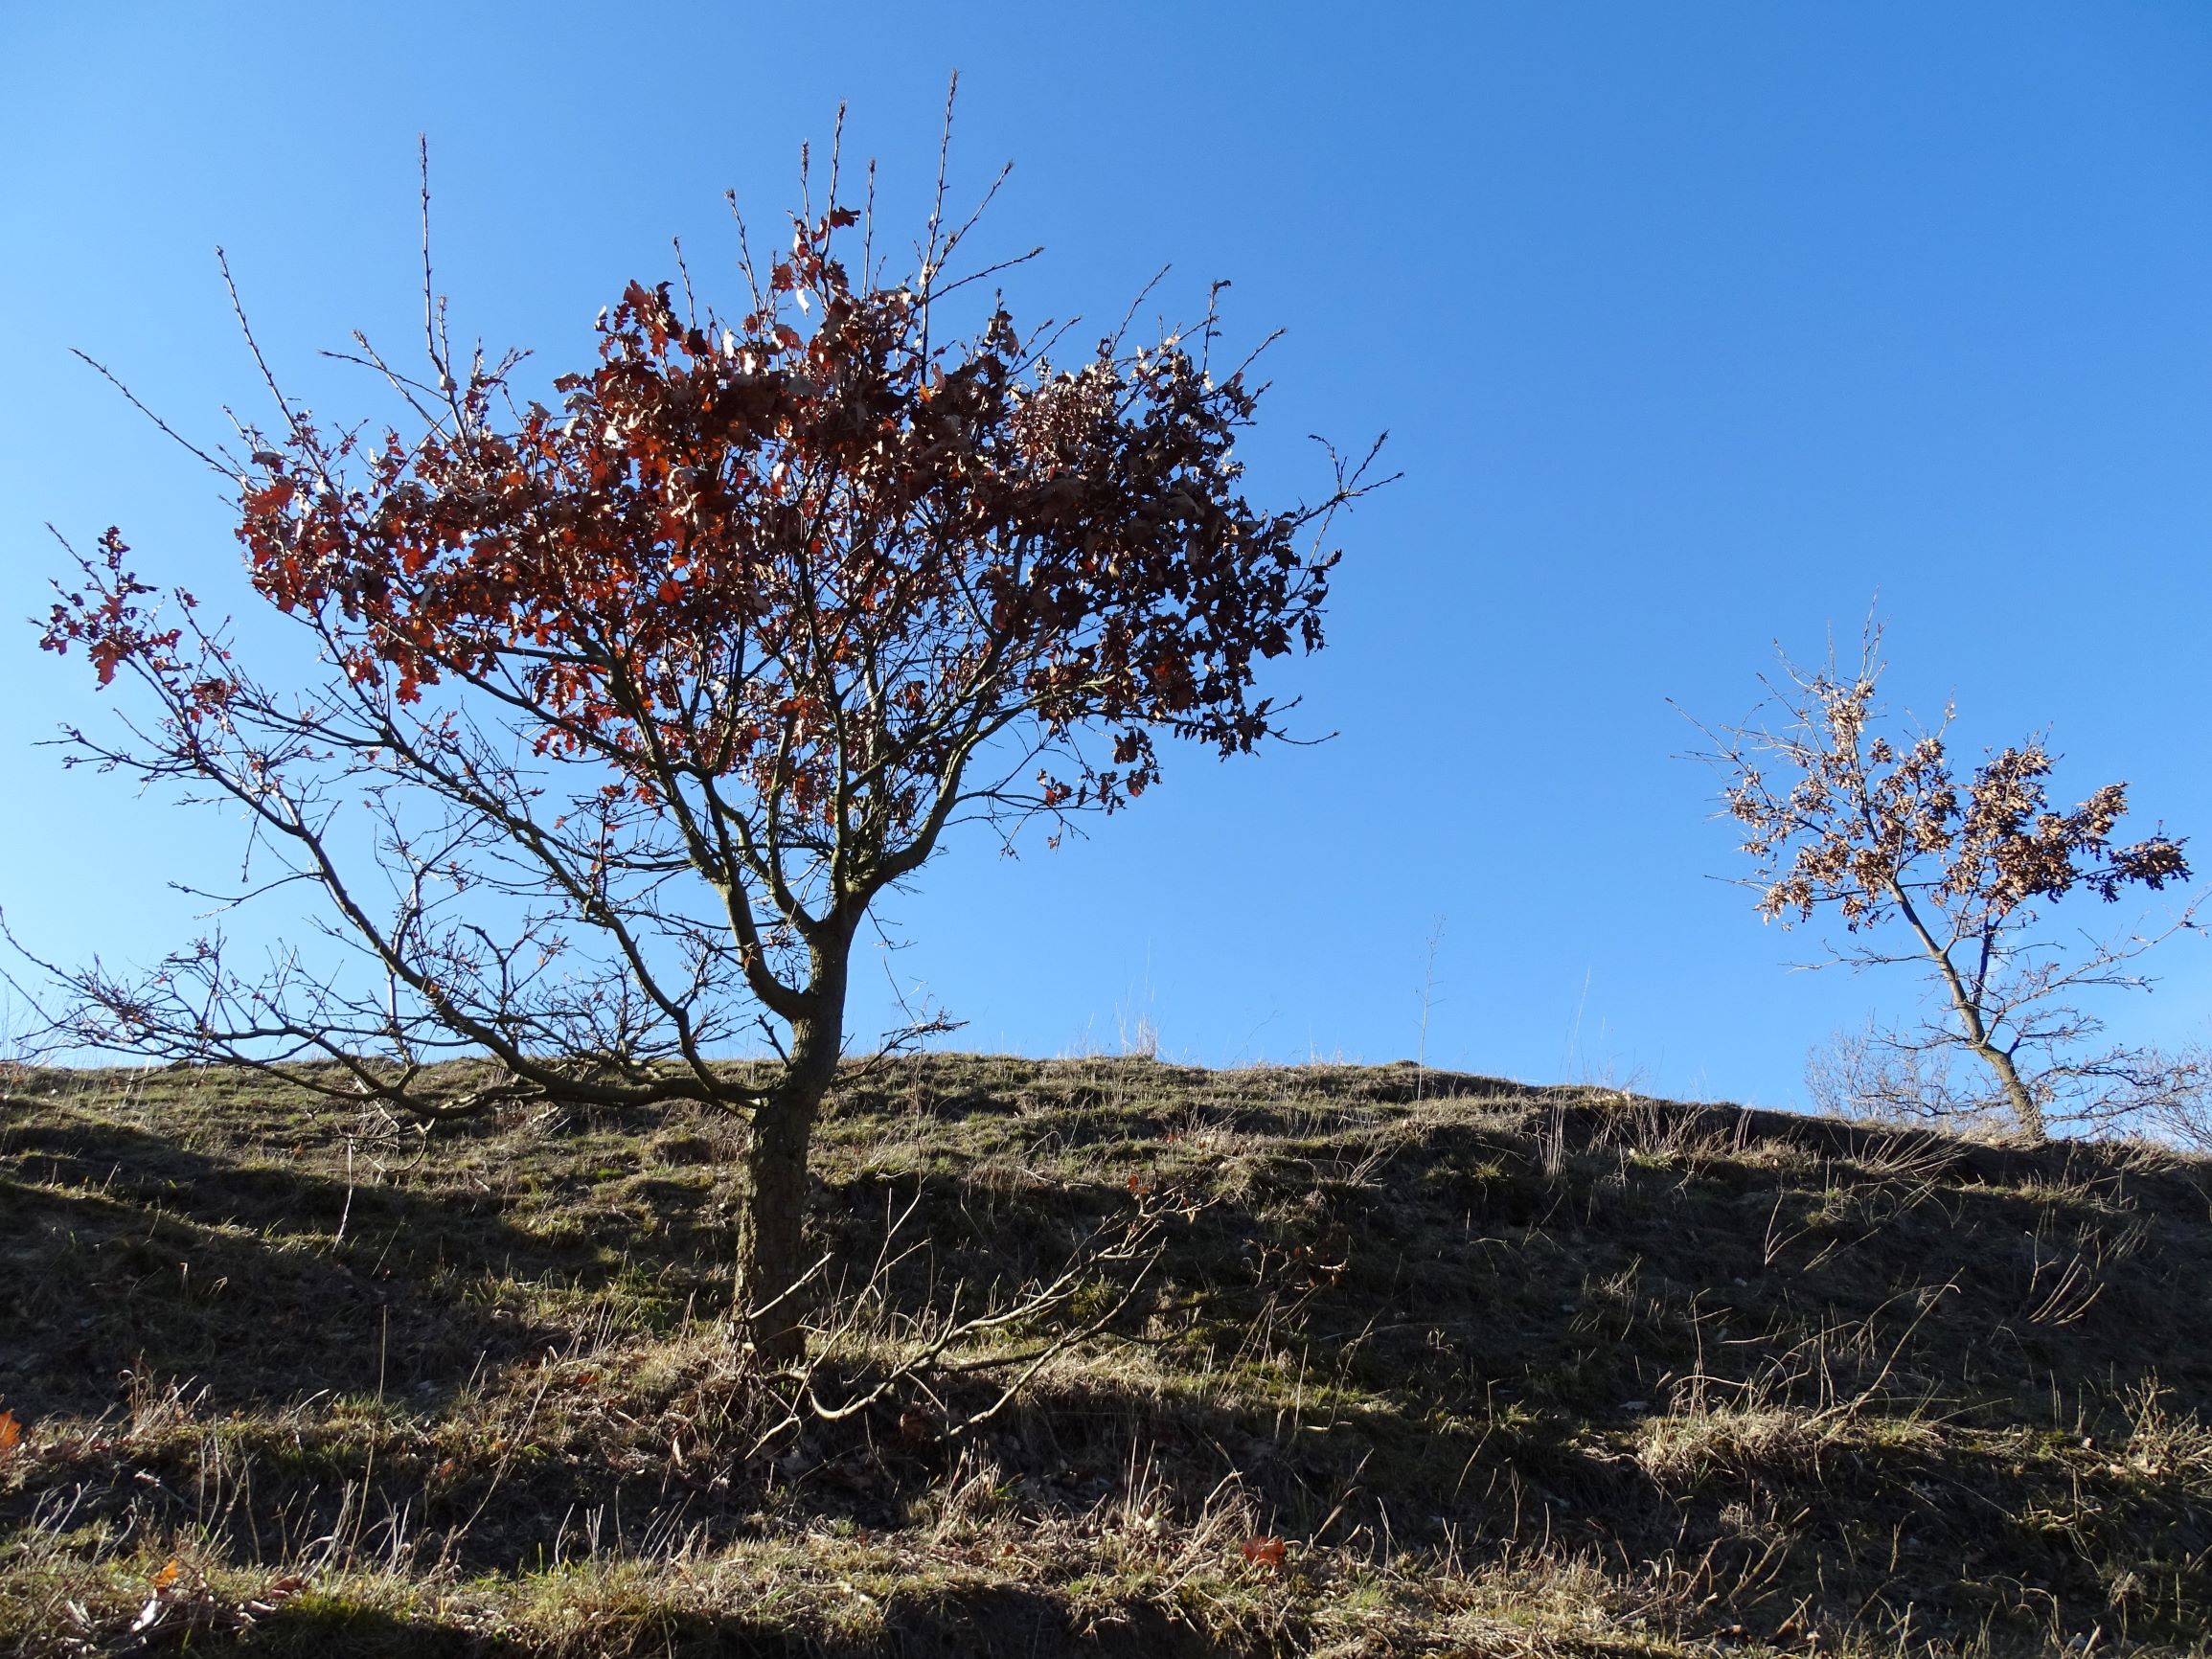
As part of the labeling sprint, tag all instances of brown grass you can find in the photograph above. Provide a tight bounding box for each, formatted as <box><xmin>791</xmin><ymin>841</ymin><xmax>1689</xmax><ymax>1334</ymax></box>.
<box><xmin>4</xmin><ymin>1056</ymin><xmax>2211</xmax><ymax>1655</ymax></box>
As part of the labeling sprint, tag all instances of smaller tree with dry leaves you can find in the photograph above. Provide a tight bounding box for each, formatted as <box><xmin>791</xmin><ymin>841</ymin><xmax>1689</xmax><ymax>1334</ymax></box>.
<box><xmin>1688</xmin><ymin>623</ymin><xmax>2195</xmax><ymax>1143</ymax></box>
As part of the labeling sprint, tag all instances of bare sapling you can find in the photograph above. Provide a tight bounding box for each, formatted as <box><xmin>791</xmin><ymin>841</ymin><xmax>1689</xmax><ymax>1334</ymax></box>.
<box><xmin>1414</xmin><ymin>914</ymin><xmax>1445</xmax><ymax>1102</ymax></box>
<box><xmin>2129</xmin><ymin>1044</ymin><xmax>2212</xmax><ymax>1152</ymax></box>
<box><xmin>1686</xmin><ymin>620</ymin><xmax>2194</xmax><ymax>1143</ymax></box>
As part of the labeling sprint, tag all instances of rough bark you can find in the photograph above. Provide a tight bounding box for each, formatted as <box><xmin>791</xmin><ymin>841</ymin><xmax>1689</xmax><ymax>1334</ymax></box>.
<box><xmin>734</xmin><ymin>933</ymin><xmax>852</xmax><ymax>1364</ymax></box>
<box><xmin>736</xmin><ymin>1081</ymin><xmax>822</xmax><ymax>1363</ymax></box>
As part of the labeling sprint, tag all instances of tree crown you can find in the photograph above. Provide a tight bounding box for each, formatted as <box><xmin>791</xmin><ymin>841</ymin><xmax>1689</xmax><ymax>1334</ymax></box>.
<box><xmin>32</xmin><ymin>163</ymin><xmax>1378</xmax><ymax>1110</ymax></box>
<box><xmin>1717</xmin><ymin>651</ymin><xmax>2187</xmax><ymax>939</ymax></box>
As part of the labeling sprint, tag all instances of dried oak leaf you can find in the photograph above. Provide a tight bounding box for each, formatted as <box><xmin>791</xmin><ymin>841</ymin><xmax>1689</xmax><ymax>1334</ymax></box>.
<box><xmin>1239</xmin><ymin>1534</ymin><xmax>1288</xmax><ymax>1570</ymax></box>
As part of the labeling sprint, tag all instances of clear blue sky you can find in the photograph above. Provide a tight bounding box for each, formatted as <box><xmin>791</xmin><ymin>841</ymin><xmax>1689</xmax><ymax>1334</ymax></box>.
<box><xmin>5</xmin><ymin>3</ymin><xmax>2209</xmax><ymax>1106</ymax></box>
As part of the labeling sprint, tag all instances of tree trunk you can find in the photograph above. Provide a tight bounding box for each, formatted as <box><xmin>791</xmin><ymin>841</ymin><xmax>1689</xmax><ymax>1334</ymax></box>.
<box><xmin>736</xmin><ymin>1075</ymin><xmax>823</xmax><ymax>1363</ymax></box>
<box><xmin>1899</xmin><ymin>902</ymin><xmax>2050</xmax><ymax>1146</ymax></box>
<box><xmin>734</xmin><ymin>935</ymin><xmax>851</xmax><ymax>1365</ymax></box>
<box><xmin>1977</xmin><ymin>1044</ymin><xmax>2049</xmax><ymax>1145</ymax></box>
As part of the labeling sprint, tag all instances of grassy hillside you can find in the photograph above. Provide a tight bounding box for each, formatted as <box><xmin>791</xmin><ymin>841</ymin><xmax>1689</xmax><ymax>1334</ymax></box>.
<box><xmin>4</xmin><ymin>1056</ymin><xmax>2211</xmax><ymax>1656</ymax></box>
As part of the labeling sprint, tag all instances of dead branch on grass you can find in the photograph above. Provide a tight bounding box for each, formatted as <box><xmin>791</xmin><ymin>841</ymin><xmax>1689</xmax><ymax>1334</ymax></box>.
<box><xmin>744</xmin><ymin>1179</ymin><xmax>1192</xmax><ymax>1454</ymax></box>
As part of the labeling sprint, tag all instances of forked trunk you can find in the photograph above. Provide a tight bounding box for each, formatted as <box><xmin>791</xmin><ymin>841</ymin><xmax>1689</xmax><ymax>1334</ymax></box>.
<box><xmin>1903</xmin><ymin>904</ymin><xmax>2052</xmax><ymax>1147</ymax></box>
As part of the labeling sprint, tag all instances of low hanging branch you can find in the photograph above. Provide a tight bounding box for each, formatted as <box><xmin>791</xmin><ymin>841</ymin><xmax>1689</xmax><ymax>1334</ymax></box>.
<box><xmin>1685</xmin><ymin>620</ymin><xmax>2194</xmax><ymax>1142</ymax></box>
<box><xmin>745</xmin><ymin>1176</ymin><xmax>1197</xmax><ymax>1458</ymax></box>
<box><xmin>30</xmin><ymin>110</ymin><xmax>1388</xmax><ymax>1360</ymax></box>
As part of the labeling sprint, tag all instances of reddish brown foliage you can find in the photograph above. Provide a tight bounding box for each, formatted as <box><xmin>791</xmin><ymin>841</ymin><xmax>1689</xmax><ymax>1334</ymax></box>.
<box><xmin>1728</xmin><ymin>670</ymin><xmax>2187</xmax><ymax>934</ymax></box>
<box><xmin>32</xmin><ymin>135</ymin><xmax>1380</xmax><ymax>1346</ymax></box>
<box><xmin>173</xmin><ymin>216</ymin><xmax>1346</xmax><ymax>826</ymax></box>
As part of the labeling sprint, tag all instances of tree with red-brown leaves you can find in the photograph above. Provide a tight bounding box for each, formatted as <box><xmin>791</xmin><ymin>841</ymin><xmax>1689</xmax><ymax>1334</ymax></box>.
<box><xmin>32</xmin><ymin>131</ymin><xmax>1383</xmax><ymax>1359</ymax></box>
<box><xmin>1688</xmin><ymin>622</ymin><xmax>2194</xmax><ymax>1143</ymax></box>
